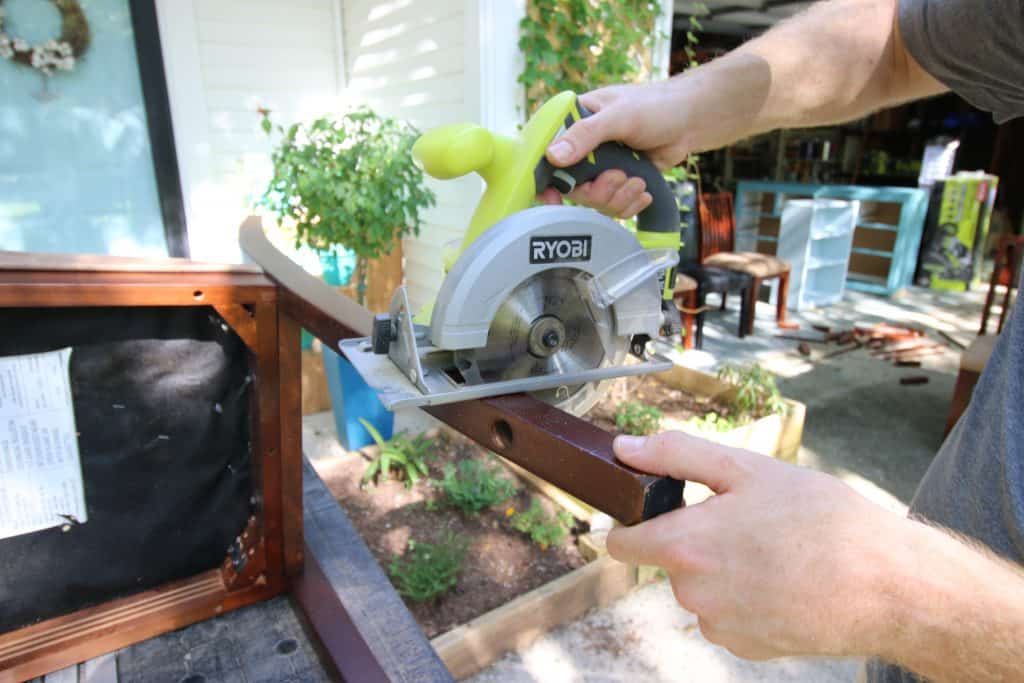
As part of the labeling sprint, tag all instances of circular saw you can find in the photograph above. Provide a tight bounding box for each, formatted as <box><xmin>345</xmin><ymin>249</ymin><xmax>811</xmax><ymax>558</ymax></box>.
<box><xmin>339</xmin><ymin>91</ymin><xmax>683</xmax><ymax>415</ymax></box>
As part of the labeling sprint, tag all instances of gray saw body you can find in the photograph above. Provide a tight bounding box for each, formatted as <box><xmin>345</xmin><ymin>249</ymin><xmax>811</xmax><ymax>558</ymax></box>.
<box><xmin>340</xmin><ymin>205</ymin><xmax>678</xmax><ymax>413</ymax></box>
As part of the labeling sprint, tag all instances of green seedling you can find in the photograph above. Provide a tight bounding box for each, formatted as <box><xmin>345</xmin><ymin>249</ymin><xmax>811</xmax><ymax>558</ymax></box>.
<box><xmin>508</xmin><ymin>498</ymin><xmax>574</xmax><ymax>550</ymax></box>
<box><xmin>388</xmin><ymin>534</ymin><xmax>467</xmax><ymax>602</ymax></box>
<box><xmin>614</xmin><ymin>401</ymin><xmax>663</xmax><ymax>436</ymax></box>
<box><xmin>435</xmin><ymin>459</ymin><xmax>517</xmax><ymax>516</ymax></box>
<box><xmin>717</xmin><ymin>363</ymin><xmax>788</xmax><ymax>421</ymax></box>
<box><xmin>686</xmin><ymin>411</ymin><xmax>737</xmax><ymax>433</ymax></box>
<box><xmin>359</xmin><ymin>419</ymin><xmax>434</xmax><ymax>488</ymax></box>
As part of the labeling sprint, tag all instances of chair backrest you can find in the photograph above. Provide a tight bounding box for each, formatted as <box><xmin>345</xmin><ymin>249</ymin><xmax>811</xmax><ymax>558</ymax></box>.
<box><xmin>669</xmin><ymin>179</ymin><xmax>701</xmax><ymax>266</ymax></box>
<box><xmin>698</xmin><ymin>192</ymin><xmax>736</xmax><ymax>261</ymax></box>
<box><xmin>980</xmin><ymin>234</ymin><xmax>1024</xmax><ymax>335</ymax></box>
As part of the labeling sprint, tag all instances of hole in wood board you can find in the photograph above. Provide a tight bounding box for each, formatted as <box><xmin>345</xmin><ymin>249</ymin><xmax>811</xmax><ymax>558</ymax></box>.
<box><xmin>491</xmin><ymin>419</ymin><xmax>514</xmax><ymax>451</ymax></box>
<box><xmin>193</xmin><ymin>290</ymin><xmax>204</xmax><ymax>301</ymax></box>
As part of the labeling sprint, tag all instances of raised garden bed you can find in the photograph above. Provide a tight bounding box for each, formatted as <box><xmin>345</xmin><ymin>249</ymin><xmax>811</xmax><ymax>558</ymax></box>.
<box><xmin>307</xmin><ymin>427</ymin><xmax>641</xmax><ymax>678</ymax></box>
<box><xmin>589</xmin><ymin>365</ymin><xmax>805</xmax><ymax>463</ymax></box>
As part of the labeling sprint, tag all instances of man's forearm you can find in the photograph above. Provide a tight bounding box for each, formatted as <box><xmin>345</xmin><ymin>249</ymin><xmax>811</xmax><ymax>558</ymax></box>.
<box><xmin>873</xmin><ymin>518</ymin><xmax>1024</xmax><ymax>681</ymax></box>
<box><xmin>672</xmin><ymin>0</ymin><xmax>946</xmax><ymax>153</ymax></box>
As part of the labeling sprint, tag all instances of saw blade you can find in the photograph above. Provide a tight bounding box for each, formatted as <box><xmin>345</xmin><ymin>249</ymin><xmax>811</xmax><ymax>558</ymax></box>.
<box><xmin>456</xmin><ymin>268</ymin><xmax>626</xmax><ymax>414</ymax></box>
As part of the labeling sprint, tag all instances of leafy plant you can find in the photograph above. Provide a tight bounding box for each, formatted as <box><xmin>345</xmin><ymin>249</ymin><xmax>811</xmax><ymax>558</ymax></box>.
<box><xmin>359</xmin><ymin>419</ymin><xmax>434</xmax><ymax>488</ymax></box>
<box><xmin>717</xmin><ymin>364</ymin><xmax>788</xmax><ymax>420</ymax></box>
<box><xmin>259</xmin><ymin>107</ymin><xmax>435</xmax><ymax>304</ymax></box>
<box><xmin>508</xmin><ymin>498</ymin><xmax>574</xmax><ymax>550</ymax></box>
<box><xmin>686</xmin><ymin>411</ymin><xmax>737</xmax><ymax>433</ymax></box>
<box><xmin>388</xmin><ymin>534</ymin><xmax>467</xmax><ymax>602</ymax></box>
<box><xmin>518</xmin><ymin>0</ymin><xmax>663</xmax><ymax>115</ymax></box>
<box><xmin>614</xmin><ymin>401</ymin><xmax>663</xmax><ymax>436</ymax></box>
<box><xmin>435</xmin><ymin>459</ymin><xmax>517</xmax><ymax>516</ymax></box>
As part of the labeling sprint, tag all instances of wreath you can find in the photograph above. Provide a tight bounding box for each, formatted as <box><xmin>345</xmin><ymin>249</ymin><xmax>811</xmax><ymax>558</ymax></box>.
<box><xmin>0</xmin><ymin>0</ymin><xmax>90</xmax><ymax>75</ymax></box>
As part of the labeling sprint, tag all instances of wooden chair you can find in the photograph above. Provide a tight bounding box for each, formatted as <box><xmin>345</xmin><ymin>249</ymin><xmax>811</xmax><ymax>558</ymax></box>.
<box><xmin>945</xmin><ymin>235</ymin><xmax>1023</xmax><ymax>434</ymax></box>
<box><xmin>698</xmin><ymin>192</ymin><xmax>791</xmax><ymax>335</ymax></box>
<box><xmin>670</xmin><ymin>180</ymin><xmax>752</xmax><ymax>347</ymax></box>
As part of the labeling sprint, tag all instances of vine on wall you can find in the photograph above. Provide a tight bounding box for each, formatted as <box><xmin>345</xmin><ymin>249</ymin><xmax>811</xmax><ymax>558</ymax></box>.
<box><xmin>518</xmin><ymin>0</ymin><xmax>662</xmax><ymax>116</ymax></box>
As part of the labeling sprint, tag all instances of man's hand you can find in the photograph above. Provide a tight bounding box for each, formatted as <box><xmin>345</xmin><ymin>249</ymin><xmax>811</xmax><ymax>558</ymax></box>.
<box><xmin>606</xmin><ymin>431</ymin><xmax>1024</xmax><ymax>682</ymax></box>
<box><xmin>538</xmin><ymin>0</ymin><xmax>945</xmax><ymax>220</ymax></box>
<box><xmin>606</xmin><ymin>431</ymin><xmax>901</xmax><ymax>660</ymax></box>
<box><xmin>538</xmin><ymin>82</ymin><xmax>695</xmax><ymax>219</ymax></box>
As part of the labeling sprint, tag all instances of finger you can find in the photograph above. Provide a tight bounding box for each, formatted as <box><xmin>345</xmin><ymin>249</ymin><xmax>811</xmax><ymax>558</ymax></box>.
<box><xmin>577</xmin><ymin>170</ymin><xmax>627</xmax><ymax>208</ymax></box>
<box><xmin>606</xmin><ymin>506</ymin><xmax>691</xmax><ymax>567</ymax></box>
<box><xmin>613</xmin><ymin>431</ymin><xmax>749</xmax><ymax>493</ymax></box>
<box><xmin>606</xmin><ymin>177</ymin><xmax>647</xmax><ymax>217</ymax></box>
<box><xmin>620</xmin><ymin>192</ymin><xmax>653</xmax><ymax>219</ymax></box>
<box><xmin>538</xmin><ymin>187</ymin><xmax>563</xmax><ymax>206</ymax></box>
<box><xmin>546</xmin><ymin>108</ymin><xmax>620</xmax><ymax>167</ymax></box>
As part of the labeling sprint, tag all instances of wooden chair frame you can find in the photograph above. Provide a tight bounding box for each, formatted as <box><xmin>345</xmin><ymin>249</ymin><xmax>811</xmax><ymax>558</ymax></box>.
<box><xmin>0</xmin><ymin>255</ymin><xmax>304</xmax><ymax>682</ymax></box>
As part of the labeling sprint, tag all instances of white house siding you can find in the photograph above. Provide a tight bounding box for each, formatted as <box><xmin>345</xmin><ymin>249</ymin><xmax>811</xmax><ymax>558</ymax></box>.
<box><xmin>342</xmin><ymin>0</ymin><xmax>479</xmax><ymax>313</ymax></box>
<box><xmin>158</xmin><ymin>0</ymin><xmax>345</xmax><ymax>262</ymax></box>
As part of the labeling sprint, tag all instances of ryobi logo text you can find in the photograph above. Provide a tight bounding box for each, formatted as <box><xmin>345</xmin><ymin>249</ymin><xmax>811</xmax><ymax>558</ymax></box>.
<box><xmin>529</xmin><ymin>235</ymin><xmax>592</xmax><ymax>264</ymax></box>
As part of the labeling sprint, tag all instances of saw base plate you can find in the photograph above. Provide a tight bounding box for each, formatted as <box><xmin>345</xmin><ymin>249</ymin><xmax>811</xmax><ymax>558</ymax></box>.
<box><xmin>338</xmin><ymin>336</ymin><xmax>673</xmax><ymax>411</ymax></box>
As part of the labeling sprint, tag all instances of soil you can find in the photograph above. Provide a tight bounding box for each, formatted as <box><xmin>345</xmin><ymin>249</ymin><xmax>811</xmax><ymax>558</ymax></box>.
<box><xmin>587</xmin><ymin>375</ymin><xmax>733</xmax><ymax>433</ymax></box>
<box><xmin>310</xmin><ymin>430</ymin><xmax>586</xmax><ymax>639</ymax></box>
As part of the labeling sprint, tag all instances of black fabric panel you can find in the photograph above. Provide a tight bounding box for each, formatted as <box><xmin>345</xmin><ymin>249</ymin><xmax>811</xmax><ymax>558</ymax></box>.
<box><xmin>0</xmin><ymin>307</ymin><xmax>253</xmax><ymax>632</ymax></box>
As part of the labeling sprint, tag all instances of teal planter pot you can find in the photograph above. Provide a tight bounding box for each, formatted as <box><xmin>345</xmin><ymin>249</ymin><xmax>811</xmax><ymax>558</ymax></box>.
<box><xmin>322</xmin><ymin>347</ymin><xmax>394</xmax><ymax>450</ymax></box>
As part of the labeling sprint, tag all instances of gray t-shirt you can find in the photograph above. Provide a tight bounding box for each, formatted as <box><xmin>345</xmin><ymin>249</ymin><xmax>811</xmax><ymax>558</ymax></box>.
<box><xmin>898</xmin><ymin>0</ymin><xmax>1024</xmax><ymax>124</ymax></box>
<box><xmin>869</xmin><ymin>4</ymin><xmax>1024</xmax><ymax>680</ymax></box>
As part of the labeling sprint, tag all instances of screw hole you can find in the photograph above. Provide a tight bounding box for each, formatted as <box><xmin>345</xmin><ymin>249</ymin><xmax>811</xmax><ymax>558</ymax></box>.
<box><xmin>193</xmin><ymin>290</ymin><xmax>204</xmax><ymax>300</ymax></box>
<box><xmin>491</xmin><ymin>420</ymin><xmax>514</xmax><ymax>451</ymax></box>
<box><xmin>275</xmin><ymin>638</ymin><xmax>299</xmax><ymax>655</ymax></box>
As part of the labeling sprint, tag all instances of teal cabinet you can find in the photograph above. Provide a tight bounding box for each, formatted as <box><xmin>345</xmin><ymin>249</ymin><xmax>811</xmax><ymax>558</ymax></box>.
<box><xmin>735</xmin><ymin>182</ymin><xmax>929</xmax><ymax>297</ymax></box>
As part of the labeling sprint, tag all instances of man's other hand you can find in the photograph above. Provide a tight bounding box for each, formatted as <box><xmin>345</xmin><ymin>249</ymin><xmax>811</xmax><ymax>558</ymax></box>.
<box><xmin>606</xmin><ymin>431</ymin><xmax>901</xmax><ymax>660</ymax></box>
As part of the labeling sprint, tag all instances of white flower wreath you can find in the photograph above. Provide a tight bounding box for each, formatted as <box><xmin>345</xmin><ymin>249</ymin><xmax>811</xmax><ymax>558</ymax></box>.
<box><xmin>0</xmin><ymin>0</ymin><xmax>89</xmax><ymax>76</ymax></box>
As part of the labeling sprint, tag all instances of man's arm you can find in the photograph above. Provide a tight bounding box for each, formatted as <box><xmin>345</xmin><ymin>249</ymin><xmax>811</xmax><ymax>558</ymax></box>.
<box><xmin>541</xmin><ymin>0</ymin><xmax>948</xmax><ymax>217</ymax></box>
<box><xmin>605</xmin><ymin>433</ymin><xmax>1024</xmax><ymax>682</ymax></box>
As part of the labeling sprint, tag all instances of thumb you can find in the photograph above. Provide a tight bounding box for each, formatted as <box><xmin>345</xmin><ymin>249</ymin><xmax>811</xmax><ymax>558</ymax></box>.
<box><xmin>545</xmin><ymin>110</ymin><xmax>615</xmax><ymax>167</ymax></box>
<box><xmin>613</xmin><ymin>432</ymin><xmax>749</xmax><ymax>493</ymax></box>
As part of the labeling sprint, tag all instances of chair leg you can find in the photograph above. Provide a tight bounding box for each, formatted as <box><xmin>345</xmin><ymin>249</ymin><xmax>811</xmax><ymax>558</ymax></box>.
<box><xmin>720</xmin><ymin>293</ymin><xmax>727</xmax><ymax>311</ymax></box>
<box><xmin>776</xmin><ymin>271</ymin><xmax>790</xmax><ymax>324</ymax></box>
<box><xmin>696</xmin><ymin>288</ymin><xmax>706</xmax><ymax>348</ymax></box>
<box><xmin>681</xmin><ymin>290</ymin><xmax>697</xmax><ymax>350</ymax></box>
<box><xmin>737</xmin><ymin>287</ymin><xmax>749</xmax><ymax>339</ymax></box>
<box><xmin>744</xmin><ymin>278</ymin><xmax>761</xmax><ymax>336</ymax></box>
<box><xmin>946</xmin><ymin>367</ymin><xmax>981</xmax><ymax>436</ymax></box>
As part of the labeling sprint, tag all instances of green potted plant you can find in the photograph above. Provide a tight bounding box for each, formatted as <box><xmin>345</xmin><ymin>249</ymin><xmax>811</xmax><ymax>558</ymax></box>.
<box><xmin>258</xmin><ymin>107</ymin><xmax>436</xmax><ymax>448</ymax></box>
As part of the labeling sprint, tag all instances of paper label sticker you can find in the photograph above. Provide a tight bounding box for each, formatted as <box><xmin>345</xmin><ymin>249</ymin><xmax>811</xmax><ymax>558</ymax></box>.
<box><xmin>0</xmin><ymin>348</ymin><xmax>87</xmax><ymax>540</ymax></box>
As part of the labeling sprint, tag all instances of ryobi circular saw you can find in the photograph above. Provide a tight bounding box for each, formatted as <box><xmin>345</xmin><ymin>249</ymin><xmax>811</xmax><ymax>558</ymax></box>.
<box><xmin>337</xmin><ymin>91</ymin><xmax>683</xmax><ymax>414</ymax></box>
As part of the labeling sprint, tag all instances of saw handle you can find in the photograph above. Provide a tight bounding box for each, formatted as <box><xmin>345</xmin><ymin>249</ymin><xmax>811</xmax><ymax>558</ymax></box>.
<box><xmin>535</xmin><ymin>103</ymin><xmax>679</xmax><ymax>236</ymax></box>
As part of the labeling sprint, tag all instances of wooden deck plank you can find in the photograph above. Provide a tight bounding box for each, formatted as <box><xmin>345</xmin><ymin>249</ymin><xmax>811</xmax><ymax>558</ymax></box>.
<box><xmin>115</xmin><ymin>597</ymin><xmax>331</xmax><ymax>683</ymax></box>
<box><xmin>40</xmin><ymin>665</ymin><xmax>77</xmax><ymax>683</ymax></box>
<box><xmin>81</xmin><ymin>655</ymin><xmax>116</xmax><ymax>683</ymax></box>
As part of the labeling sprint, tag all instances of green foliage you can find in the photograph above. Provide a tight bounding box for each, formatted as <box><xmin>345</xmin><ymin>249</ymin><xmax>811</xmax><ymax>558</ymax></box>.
<box><xmin>435</xmin><ymin>459</ymin><xmax>517</xmax><ymax>516</ymax></box>
<box><xmin>717</xmin><ymin>364</ymin><xmax>788</xmax><ymax>420</ymax></box>
<box><xmin>518</xmin><ymin>0</ymin><xmax>662</xmax><ymax>115</ymax></box>
<box><xmin>614</xmin><ymin>401</ymin><xmax>663</xmax><ymax>436</ymax></box>
<box><xmin>686</xmin><ymin>411</ymin><xmax>737</xmax><ymax>433</ymax></box>
<box><xmin>388</xmin><ymin>534</ymin><xmax>467</xmax><ymax>602</ymax></box>
<box><xmin>359</xmin><ymin>420</ymin><xmax>435</xmax><ymax>489</ymax></box>
<box><xmin>258</xmin><ymin>107</ymin><xmax>435</xmax><ymax>303</ymax></box>
<box><xmin>509</xmin><ymin>499</ymin><xmax>574</xmax><ymax>549</ymax></box>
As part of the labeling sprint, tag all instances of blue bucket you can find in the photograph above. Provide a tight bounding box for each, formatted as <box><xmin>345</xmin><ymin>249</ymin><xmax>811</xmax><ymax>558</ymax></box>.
<box><xmin>322</xmin><ymin>347</ymin><xmax>394</xmax><ymax>450</ymax></box>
